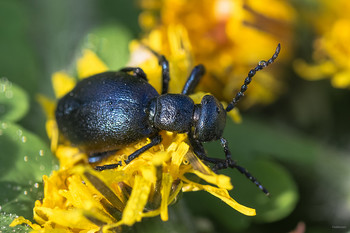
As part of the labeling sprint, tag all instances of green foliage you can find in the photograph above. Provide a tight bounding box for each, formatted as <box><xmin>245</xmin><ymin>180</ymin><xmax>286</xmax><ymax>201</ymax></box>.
<box><xmin>79</xmin><ymin>23</ymin><xmax>133</xmax><ymax>70</ymax></box>
<box><xmin>0</xmin><ymin>76</ymin><xmax>57</xmax><ymax>230</ymax></box>
<box><xmin>0</xmin><ymin>79</ymin><xmax>29</xmax><ymax>122</ymax></box>
<box><xmin>0</xmin><ymin>213</ymin><xmax>31</xmax><ymax>233</ymax></box>
<box><xmin>1</xmin><ymin>1</ymin><xmax>349</xmax><ymax>233</ymax></box>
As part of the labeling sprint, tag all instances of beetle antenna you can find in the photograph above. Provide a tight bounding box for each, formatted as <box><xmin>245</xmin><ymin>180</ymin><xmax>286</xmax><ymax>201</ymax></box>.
<box><xmin>226</xmin><ymin>43</ymin><xmax>281</xmax><ymax>112</ymax></box>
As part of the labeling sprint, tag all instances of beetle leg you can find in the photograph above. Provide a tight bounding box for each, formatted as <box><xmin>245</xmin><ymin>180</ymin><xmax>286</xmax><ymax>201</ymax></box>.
<box><xmin>144</xmin><ymin>47</ymin><xmax>170</xmax><ymax>94</ymax></box>
<box><xmin>88</xmin><ymin>150</ymin><xmax>118</xmax><ymax>163</ymax></box>
<box><xmin>159</xmin><ymin>55</ymin><xmax>170</xmax><ymax>94</ymax></box>
<box><xmin>188</xmin><ymin>133</ymin><xmax>269</xmax><ymax>195</ymax></box>
<box><xmin>95</xmin><ymin>135</ymin><xmax>162</xmax><ymax>171</ymax></box>
<box><xmin>218</xmin><ymin>137</ymin><xmax>270</xmax><ymax>195</ymax></box>
<box><xmin>119</xmin><ymin>67</ymin><xmax>147</xmax><ymax>81</ymax></box>
<box><xmin>182</xmin><ymin>65</ymin><xmax>205</xmax><ymax>95</ymax></box>
<box><xmin>187</xmin><ymin>133</ymin><xmax>225</xmax><ymax>165</ymax></box>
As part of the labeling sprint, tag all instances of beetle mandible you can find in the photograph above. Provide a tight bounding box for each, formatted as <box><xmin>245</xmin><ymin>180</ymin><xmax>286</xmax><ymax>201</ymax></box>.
<box><xmin>55</xmin><ymin>44</ymin><xmax>281</xmax><ymax>195</ymax></box>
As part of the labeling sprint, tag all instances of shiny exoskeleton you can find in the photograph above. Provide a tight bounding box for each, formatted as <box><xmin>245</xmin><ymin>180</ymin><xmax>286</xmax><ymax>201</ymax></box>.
<box><xmin>55</xmin><ymin>44</ymin><xmax>281</xmax><ymax>195</ymax></box>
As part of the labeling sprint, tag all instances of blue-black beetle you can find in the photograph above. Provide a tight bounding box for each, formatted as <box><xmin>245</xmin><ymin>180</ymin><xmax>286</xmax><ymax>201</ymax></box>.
<box><xmin>55</xmin><ymin>44</ymin><xmax>281</xmax><ymax>195</ymax></box>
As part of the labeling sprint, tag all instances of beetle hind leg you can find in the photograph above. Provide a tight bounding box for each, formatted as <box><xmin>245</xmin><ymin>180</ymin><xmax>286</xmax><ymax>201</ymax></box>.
<box><xmin>144</xmin><ymin>46</ymin><xmax>170</xmax><ymax>94</ymax></box>
<box><xmin>88</xmin><ymin>150</ymin><xmax>119</xmax><ymax>163</ymax></box>
<box><xmin>120</xmin><ymin>67</ymin><xmax>148</xmax><ymax>81</ymax></box>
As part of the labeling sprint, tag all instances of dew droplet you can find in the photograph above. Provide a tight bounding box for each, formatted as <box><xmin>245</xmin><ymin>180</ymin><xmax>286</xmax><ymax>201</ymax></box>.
<box><xmin>39</xmin><ymin>149</ymin><xmax>44</xmax><ymax>156</ymax></box>
<box><xmin>23</xmin><ymin>190</ymin><xmax>28</xmax><ymax>195</ymax></box>
<box><xmin>5</xmin><ymin>90</ymin><xmax>13</xmax><ymax>99</ymax></box>
<box><xmin>1</xmin><ymin>122</ymin><xmax>7</xmax><ymax>129</ymax></box>
<box><xmin>53</xmin><ymin>164</ymin><xmax>59</xmax><ymax>170</ymax></box>
<box><xmin>24</xmin><ymin>156</ymin><xmax>28</xmax><ymax>162</ymax></box>
<box><xmin>21</xmin><ymin>136</ymin><xmax>27</xmax><ymax>143</ymax></box>
<box><xmin>258</xmin><ymin>60</ymin><xmax>267</xmax><ymax>66</ymax></box>
<box><xmin>34</xmin><ymin>183</ymin><xmax>39</xmax><ymax>188</ymax></box>
<box><xmin>16</xmin><ymin>129</ymin><xmax>22</xmax><ymax>136</ymax></box>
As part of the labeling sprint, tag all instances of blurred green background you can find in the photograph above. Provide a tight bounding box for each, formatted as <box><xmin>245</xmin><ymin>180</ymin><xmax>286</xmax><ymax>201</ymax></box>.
<box><xmin>1</xmin><ymin>0</ymin><xmax>350</xmax><ymax>233</ymax></box>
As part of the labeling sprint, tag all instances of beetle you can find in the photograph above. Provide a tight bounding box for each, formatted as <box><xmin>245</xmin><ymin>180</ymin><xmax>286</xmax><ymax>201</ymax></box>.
<box><xmin>55</xmin><ymin>44</ymin><xmax>281</xmax><ymax>195</ymax></box>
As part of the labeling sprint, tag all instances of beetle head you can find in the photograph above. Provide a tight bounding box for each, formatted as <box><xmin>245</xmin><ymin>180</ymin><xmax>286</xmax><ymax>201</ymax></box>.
<box><xmin>193</xmin><ymin>95</ymin><xmax>226</xmax><ymax>142</ymax></box>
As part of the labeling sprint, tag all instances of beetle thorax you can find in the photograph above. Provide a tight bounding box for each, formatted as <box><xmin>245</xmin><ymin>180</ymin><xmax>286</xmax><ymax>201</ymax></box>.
<box><xmin>148</xmin><ymin>94</ymin><xmax>195</xmax><ymax>133</ymax></box>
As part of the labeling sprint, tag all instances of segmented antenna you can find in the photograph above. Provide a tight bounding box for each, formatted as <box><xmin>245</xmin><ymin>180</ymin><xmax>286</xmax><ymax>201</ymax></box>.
<box><xmin>226</xmin><ymin>43</ymin><xmax>281</xmax><ymax>112</ymax></box>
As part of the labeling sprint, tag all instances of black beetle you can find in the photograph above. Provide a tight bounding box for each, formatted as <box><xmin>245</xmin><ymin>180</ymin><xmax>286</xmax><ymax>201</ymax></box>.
<box><xmin>55</xmin><ymin>44</ymin><xmax>281</xmax><ymax>195</ymax></box>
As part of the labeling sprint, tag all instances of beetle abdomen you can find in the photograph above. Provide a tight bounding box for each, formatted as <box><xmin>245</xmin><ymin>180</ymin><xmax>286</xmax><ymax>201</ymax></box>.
<box><xmin>55</xmin><ymin>71</ymin><xmax>159</xmax><ymax>153</ymax></box>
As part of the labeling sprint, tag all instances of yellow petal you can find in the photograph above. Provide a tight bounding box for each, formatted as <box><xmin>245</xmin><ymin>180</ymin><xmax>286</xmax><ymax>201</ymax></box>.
<box><xmin>45</xmin><ymin>119</ymin><xmax>59</xmax><ymax>152</ymax></box>
<box><xmin>293</xmin><ymin>59</ymin><xmax>336</xmax><ymax>81</ymax></box>
<box><xmin>160</xmin><ymin>173</ymin><xmax>173</xmax><ymax>221</ymax></box>
<box><xmin>36</xmin><ymin>94</ymin><xmax>56</xmax><ymax>119</ymax></box>
<box><xmin>169</xmin><ymin>141</ymin><xmax>189</xmax><ymax>176</ymax></box>
<box><xmin>34</xmin><ymin>207</ymin><xmax>98</xmax><ymax>229</ymax></box>
<box><xmin>193</xmin><ymin>169</ymin><xmax>233</xmax><ymax>190</ymax></box>
<box><xmin>55</xmin><ymin>146</ymin><xmax>86</xmax><ymax>169</ymax></box>
<box><xmin>331</xmin><ymin>71</ymin><xmax>350</xmax><ymax>88</ymax></box>
<box><xmin>122</xmin><ymin>175</ymin><xmax>152</xmax><ymax>225</ymax></box>
<box><xmin>77</xmin><ymin>50</ymin><xmax>108</xmax><ymax>79</ymax></box>
<box><xmin>227</xmin><ymin>108</ymin><xmax>242</xmax><ymax>124</ymax></box>
<box><xmin>52</xmin><ymin>71</ymin><xmax>76</xmax><ymax>98</ymax></box>
<box><xmin>10</xmin><ymin>216</ymin><xmax>42</xmax><ymax>230</ymax></box>
<box><xmin>204</xmin><ymin>185</ymin><xmax>256</xmax><ymax>216</ymax></box>
<box><xmin>182</xmin><ymin>179</ymin><xmax>255</xmax><ymax>216</ymax></box>
<box><xmin>63</xmin><ymin>175</ymin><xmax>104</xmax><ymax>210</ymax></box>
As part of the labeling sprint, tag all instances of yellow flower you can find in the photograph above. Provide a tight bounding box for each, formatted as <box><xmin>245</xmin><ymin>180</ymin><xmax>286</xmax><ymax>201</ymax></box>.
<box><xmin>137</xmin><ymin>0</ymin><xmax>296</xmax><ymax>108</ymax></box>
<box><xmin>11</xmin><ymin>47</ymin><xmax>255</xmax><ymax>232</ymax></box>
<box><xmin>294</xmin><ymin>0</ymin><xmax>350</xmax><ymax>89</ymax></box>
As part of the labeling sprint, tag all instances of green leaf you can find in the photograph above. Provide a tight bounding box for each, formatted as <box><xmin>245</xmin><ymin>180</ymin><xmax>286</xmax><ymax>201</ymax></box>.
<box><xmin>0</xmin><ymin>79</ymin><xmax>29</xmax><ymax>122</ymax></box>
<box><xmin>0</xmin><ymin>121</ymin><xmax>57</xmax><ymax>218</ymax></box>
<box><xmin>132</xmin><ymin>200</ymin><xmax>197</xmax><ymax>233</ymax></box>
<box><xmin>183</xmin><ymin>117</ymin><xmax>310</xmax><ymax>230</ymax></box>
<box><xmin>79</xmin><ymin>23</ymin><xmax>133</xmax><ymax>70</ymax></box>
<box><xmin>223</xmin><ymin>117</ymin><xmax>321</xmax><ymax>165</ymax></box>
<box><xmin>228</xmin><ymin>159</ymin><xmax>298</xmax><ymax>223</ymax></box>
<box><xmin>0</xmin><ymin>0</ymin><xmax>40</xmax><ymax>95</ymax></box>
<box><xmin>184</xmin><ymin>159</ymin><xmax>298</xmax><ymax>231</ymax></box>
<box><xmin>0</xmin><ymin>212</ymin><xmax>31</xmax><ymax>233</ymax></box>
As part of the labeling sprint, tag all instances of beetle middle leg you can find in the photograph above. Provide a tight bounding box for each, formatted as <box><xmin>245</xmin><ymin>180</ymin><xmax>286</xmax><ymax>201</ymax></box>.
<box><xmin>95</xmin><ymin>134</ymin><xmax>163</xmax><ymax>171</ymax></box>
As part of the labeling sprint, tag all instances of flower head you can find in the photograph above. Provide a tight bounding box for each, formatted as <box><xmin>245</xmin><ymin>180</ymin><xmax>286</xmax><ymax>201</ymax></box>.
<box><xmin>11</xmin><ymin>46</ymin><xmax>255</xmax><ymax>232</ymax></box>
<box><xmin>294</xmin><ymin>0</ymin><xmax>350</xmax><ymax>89</ymax></box>
<box><xmin>137</xmin><ymin>0</ymin><xmax>296</xmax><ymax>108</ymax></box>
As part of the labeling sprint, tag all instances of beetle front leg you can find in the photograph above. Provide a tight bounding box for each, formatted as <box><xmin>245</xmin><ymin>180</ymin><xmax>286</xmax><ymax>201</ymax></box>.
<box><xmin>187</xmin><ymin>133</ymin><xmax>225</xmax><ymax>165</ymax></box>
<box><xmin>218</xmin><ymin>137</ymin><xmax>270</xmax><ymax>195</ymax></box>
<box><xmin>95</xmin><ymin>134</ymin><xmax>162</xmax><ymax>171</ymax></box>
